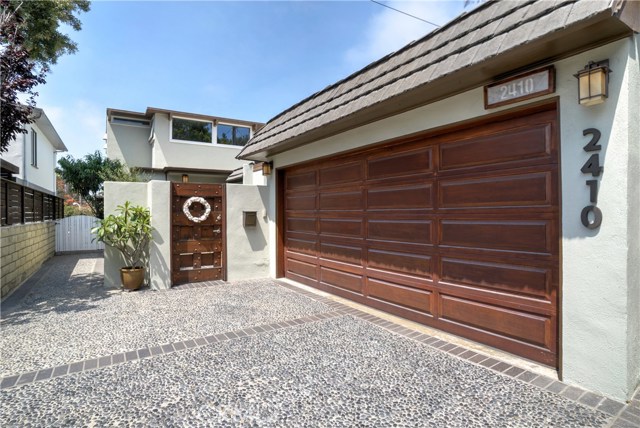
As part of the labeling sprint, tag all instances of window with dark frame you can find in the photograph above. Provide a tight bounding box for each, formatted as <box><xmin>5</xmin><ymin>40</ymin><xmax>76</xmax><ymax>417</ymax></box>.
<box><xmin>171</xmin><ymin>117</ymin><xmax>213</xmax><ymax>143</ymax></box>
<box><xmin>217</xmin><ymin>124</ymin><xmax>250</xmax><ymax>146</ymax></box>
<box><xmin>31</xmin><ymin>129</ymin><xmax>37</xmax><ymax>167</ymax></box>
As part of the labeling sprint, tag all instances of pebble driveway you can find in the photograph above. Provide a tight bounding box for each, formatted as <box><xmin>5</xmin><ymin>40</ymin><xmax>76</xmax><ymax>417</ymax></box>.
<box><xmin>1</xmin><ymin>254</ymin><xmax>638</xmax><ymax>427</ymax></box>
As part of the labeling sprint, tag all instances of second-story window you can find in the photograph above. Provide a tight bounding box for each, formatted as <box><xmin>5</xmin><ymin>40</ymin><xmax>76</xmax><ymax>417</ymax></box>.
<box><xmin>217</xmin><ymin>124</ymin><xmax>251</xmax><ymax>146</ymax></box>
<box><xmin>171</xmin><ymin>117</ymin><xmax>213</xmax><ymax>143</ymax></box>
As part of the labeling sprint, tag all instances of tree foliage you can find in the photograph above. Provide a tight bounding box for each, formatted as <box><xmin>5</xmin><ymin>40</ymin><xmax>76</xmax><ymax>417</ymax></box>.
<box><xmin>7</xmin><ymin>0</ymin><xmax>90</xmax><ymax>69</ymax></box>
<box><xmin>56</xmin><ymin>151</ymin><xmax>142</xmax><ymax>219</ymax></box>
<box><xmin>0</xmin><ymin>0</ymin><xmax>46</xmax><ymax>152</ymax></box>
<box><xmin>1</xmin><ymin>0</ymin><xmax>89</xmax><ymax>152</ymax></box>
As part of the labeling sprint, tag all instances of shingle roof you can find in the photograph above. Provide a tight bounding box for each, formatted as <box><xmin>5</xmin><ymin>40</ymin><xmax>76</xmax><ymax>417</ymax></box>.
<box><xmin>237</xmin><ymin>0</ymin><xmax>636</xmax><ymax>160</ymax></box>
<box><xmin>226</xmin><ymin>167</ymin><xmax>243</xmax><ymax>183</ymax></box>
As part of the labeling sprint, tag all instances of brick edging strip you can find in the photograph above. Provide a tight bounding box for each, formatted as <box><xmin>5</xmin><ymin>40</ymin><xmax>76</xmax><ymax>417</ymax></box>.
<box><xmin>0</xmin><ymin>310</ymin><xmax>344</xmax><ymax>391</ymax></box>
<box><xmin>274</xmin><ymin>280</ymin><xmax>638</xmax><ymax>426</ymax></box>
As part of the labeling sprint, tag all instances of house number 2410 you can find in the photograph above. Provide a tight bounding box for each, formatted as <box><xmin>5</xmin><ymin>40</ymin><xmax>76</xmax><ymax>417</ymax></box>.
<box><xmin>580</xmin><ymin>128</ymin><xmax>603</xmax><ymax>229</ymax></box>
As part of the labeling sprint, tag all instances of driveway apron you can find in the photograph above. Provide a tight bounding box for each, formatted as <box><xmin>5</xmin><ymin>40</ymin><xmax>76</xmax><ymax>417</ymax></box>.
<box><xmin>1</xmin><ymin>254</ymin><xmax>637</xmax><ymax>427</ymax></box>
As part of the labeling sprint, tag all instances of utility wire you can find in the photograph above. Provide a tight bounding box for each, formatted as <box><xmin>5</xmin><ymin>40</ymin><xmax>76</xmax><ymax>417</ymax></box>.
<box><xmin>369</xmin><ymin>0</ymin><xmax>441</xmax><ymax>28</ymax></box>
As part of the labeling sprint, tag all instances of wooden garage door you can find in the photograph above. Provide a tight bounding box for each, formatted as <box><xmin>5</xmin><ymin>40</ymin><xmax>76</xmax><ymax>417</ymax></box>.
<box><xmin>282</xmin><ymin>105</ymin><xmax>560</xmax><ymax>366</ymax></box>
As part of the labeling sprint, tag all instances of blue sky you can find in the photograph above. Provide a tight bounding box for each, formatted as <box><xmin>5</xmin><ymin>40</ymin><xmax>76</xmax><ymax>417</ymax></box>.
<box><xmin>37</xmin><ymin>1</ymin><xmax>469</xmax><ymax>158</ymax></box>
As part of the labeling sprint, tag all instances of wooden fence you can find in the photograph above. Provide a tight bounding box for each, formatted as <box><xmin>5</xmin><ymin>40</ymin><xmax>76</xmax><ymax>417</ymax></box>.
<box><xmin>0</xmin><ymin>178</ymin><xmax>64</xmax><ymax>226</ymax></box>
<box><xmin>55</xmin><ymin>215</ymin><xmax>104</xmax><ymax>253</ymax></box>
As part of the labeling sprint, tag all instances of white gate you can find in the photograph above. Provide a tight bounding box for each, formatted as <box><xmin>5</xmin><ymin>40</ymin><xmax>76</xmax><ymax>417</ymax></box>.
<box><xmin>55</xmin><ymin>215</ymin><xmax>105</xmax><ymax>253</ymax></box>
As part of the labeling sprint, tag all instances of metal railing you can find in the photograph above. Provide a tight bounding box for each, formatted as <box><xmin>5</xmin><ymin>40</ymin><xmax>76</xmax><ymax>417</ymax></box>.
<box><xmin>1</xmin><ymin>178</ymin><xmax>64</xmax><ymax>226</ymax></box>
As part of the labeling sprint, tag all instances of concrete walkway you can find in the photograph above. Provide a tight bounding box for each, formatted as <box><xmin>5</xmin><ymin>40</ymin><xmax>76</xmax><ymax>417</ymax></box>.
<box><xmin>1</xmin><ymin>254</ymin><xmax>638</xmax><ymax>427</ymax></box>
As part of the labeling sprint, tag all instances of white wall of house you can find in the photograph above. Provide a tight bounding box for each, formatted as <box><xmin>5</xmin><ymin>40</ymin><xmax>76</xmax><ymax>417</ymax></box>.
<box><xmin>107</xmin><ymin>112</ymin><xmax>251</xmax><ymax>176</ymax></box>
<box><xmin>106</xmin><ymin>120</ymin><xmax>153</xmax><ymax>170</ymax></box>
<box><xmin>4</xmin><ymin>124</ymin><xmax>59</xmax><ymax>193</ymax></box>
<box><xmin>265</xmin><ymin>35</ymin><xmax>640</xmax><ymax>401</ymax></box>
<box><xmin>226</xmin><ymin>184</ymin><xmax>270</xmax><ymax>281</ymax></box>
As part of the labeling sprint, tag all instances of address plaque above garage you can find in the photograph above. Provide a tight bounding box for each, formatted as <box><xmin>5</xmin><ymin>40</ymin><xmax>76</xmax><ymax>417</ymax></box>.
<box><xmin>485</xmin><ymin>66</ymin><xmax>555</xmax><ymax>109</ymax></box>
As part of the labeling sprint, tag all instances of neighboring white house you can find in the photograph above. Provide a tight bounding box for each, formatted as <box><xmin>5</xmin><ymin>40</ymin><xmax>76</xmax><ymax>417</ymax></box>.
<box><xmin>106</xmin><ymin>107</ymin><xmax>264</xmax><ymax>183</ymax></box>
<box><xmin>2</xmin><ymin>107</ymin><xmax>67</xmax><ymax>194</ymax></box>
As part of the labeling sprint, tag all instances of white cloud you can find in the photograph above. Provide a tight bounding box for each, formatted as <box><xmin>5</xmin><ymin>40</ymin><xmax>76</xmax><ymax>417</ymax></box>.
<box><xmin>39</xmin><ymin>99</ymin><xmax>106</xmax><ymax>159</ymax></box>
<box><xmin>345</xmin><ymin>1</ymin><xmax>465</xmax><ymax>69</ymax></box>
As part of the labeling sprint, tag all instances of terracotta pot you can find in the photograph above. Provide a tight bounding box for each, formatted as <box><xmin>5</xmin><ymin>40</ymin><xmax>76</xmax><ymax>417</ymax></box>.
<box><xmin>120</xmin><ymin>267</ymin><xmax>144</xmax><ymax>291</ymax></box>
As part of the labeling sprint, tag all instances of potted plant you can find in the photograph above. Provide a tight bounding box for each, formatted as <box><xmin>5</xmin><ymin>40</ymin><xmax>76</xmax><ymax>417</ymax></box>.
<box><xmin>92</xmin><ymin>201</ymin><xmax>153</xmax><ymax>291</ymax></box>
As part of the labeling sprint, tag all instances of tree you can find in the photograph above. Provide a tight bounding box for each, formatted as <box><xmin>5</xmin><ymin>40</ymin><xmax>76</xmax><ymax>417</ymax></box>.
<box><xmin>0</xmin><ymin>0</ymin><xmax>46</xmax><ymax>152</ymax></box>
<box><xmin>56</xmin><ymin>151</ymin><xmax>142</xmax><ymax>219</ymax></box>
<box><xmin>7</xmin><ymin>0</ymin><xmax>90</xmax><ymax>69</ymax></box>
<box><xmin>0</xmin><ymin>0</ymin><xmax>90</xmax><ymax>152</ymax></box>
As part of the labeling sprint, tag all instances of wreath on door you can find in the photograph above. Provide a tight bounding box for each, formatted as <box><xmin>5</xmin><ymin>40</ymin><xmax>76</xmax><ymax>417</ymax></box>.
<box><xmin>183</xmin><ymin>196</ymin><xmax>211</xmax><ymax>223</ymax></box>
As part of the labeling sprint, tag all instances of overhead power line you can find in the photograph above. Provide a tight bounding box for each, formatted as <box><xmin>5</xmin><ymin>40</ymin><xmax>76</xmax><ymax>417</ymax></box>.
<box><xmin>369</xmin><ymin>0</ymin><xmax>441</xmax><ymax>28</ymax></box>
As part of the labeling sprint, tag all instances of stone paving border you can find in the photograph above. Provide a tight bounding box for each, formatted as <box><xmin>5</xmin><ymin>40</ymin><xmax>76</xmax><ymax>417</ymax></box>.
<box><xmin>273</xmin><ymin>280</ymin><xmax>639</xmax><ymax>428</ymax></box>
<box><xmin>2</xmin><ymin>277</ymin><xmax>638</xmax><ymax>428</ymax></box>
<box><xmin>0</xmin><ymin>309</ymin><xmax>345</xmax><ymax>390</ymax></box>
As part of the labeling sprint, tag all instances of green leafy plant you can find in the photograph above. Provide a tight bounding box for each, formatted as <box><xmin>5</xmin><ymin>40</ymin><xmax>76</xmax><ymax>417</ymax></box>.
<box><xmin>92</xmin><ymin>201</ymin><xmax>153</xmax><ymax>268</ymax></box>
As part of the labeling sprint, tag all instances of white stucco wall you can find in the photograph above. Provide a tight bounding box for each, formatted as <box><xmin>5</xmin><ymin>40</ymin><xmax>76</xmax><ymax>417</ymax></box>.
<box><xmin>4</xmin><ymin>124</ymin><xmax>58</xmax><ymax>193</ymax></box>
<box><xmin>266</xmin><ymin>35</ymin><xmax>640</xmax><ymax>401</ymax></box>
<box><xmin>106</xmin><ymin>121</ymin><xmax>153</xmax><ymax>169</ymax></box>
<box><xmin>104</xmin><ymin>181</ymin><xmax>172</xmax><ymax>290</ymax></box>
<box><xmin>103</xmin><ymin>182</ymin><xmax>150</xmax><ymax>289</ymax></box>
<box><xmin>147</xmin><ymin>181</ymin><xmax>172</xmax><ymax>290</ymax></box>
<box><xmin>226</xmin><ymin>184</ymin><xmax>270</xmax><ymax>281</ymax></box>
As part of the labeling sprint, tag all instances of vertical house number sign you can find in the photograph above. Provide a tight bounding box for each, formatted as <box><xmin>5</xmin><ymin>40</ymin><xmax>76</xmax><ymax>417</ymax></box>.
<box><xmin>580</xmin><ymin>128</ymin><xmax>603</xmax><ymax>229</ymax></box>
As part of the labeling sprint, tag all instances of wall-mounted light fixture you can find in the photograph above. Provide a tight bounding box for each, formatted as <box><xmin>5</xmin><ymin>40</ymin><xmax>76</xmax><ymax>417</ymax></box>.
<box><xmin>182</xmin><ymin>174</ymin><xmax>189</xmax><ymax>183</ymax></box>
<box><xmin>574</xmin><ymin>60</ymin><xmax>611</xmax><ymax>106</ymax></box>
<box><xmin>262</xmin><ymin>162</ymin><xmax>273</xmax><ymax>176</ymax></box>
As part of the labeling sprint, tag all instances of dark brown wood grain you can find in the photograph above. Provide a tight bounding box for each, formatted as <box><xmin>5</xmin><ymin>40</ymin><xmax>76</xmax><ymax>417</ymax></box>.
<box><xmin>171</xmin><ymin>183</ymin><xmax>225</xmax><ymax>285</ymax></box>
<box><xmin>282</xmin><ymin>103</ymin><xmax>560</xmax><ymax>366</ymax></box>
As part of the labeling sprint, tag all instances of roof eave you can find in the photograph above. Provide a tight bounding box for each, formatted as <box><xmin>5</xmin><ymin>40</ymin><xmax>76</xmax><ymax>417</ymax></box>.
<box><xmin>238</xmin><ymin>5</ymin><xmax>635</xmax><ymax>162</ymax></box>
<box><xmin>32</xmin><ymin>108</ymin><xmax>67</xmax><ymax>152</ymax></box>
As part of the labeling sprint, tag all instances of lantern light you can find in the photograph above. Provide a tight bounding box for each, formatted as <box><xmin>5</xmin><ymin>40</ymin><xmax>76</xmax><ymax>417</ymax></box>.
<box><xmin>574</xmin><ymin>60</ymin><xmax>611</xmax><ymax>106</ymax></box>
<box><xmin>262</xmin><ymin>162</ymin><xmax>273</xmax><ymax>176</ymax></box>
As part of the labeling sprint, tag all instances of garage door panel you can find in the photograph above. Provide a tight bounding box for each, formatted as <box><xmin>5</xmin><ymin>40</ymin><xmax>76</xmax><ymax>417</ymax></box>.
<box><xmin>368</xmin><ymin>248</ymin><xmax>432</xmax><ymax>277</ymax></box>
<box><xmin>440</xmin><ymin>257</ymin><xmax>551</xmax><ymax>300</ymax></box>
<box><xmin>320</xmin><ymin>242</ymin><xmax>363</xmax><ymax>265</ymax></box>
<box><xmin>368</xmin><ymin>219</ymin><xmax>432</xmax><ymax>244</ymax></box>
<box><xmin>286</xmin><ymin>194</ymin><xmax>316</xmax><ymax>211</ymax></box>
<box><xmin>286</xmin><ymin>258</ymin><xmax>317</xmax><ymax>281</ymax></box>
<box><xmin>320</xmin><ymin>218</ymin><xmax>363</xmax><ymax>237</ymax></box>
<box><xmin>286</xmin><ymin>170</ymin><xmax>317</xmax><ymax>189</ymax></box>
<box><xmin>437</xmin><ymin>282</ymin><xmax>555</xmax><ymax>317</ymax></box>
<box><xmin>319</xmin><ymin>190</ymin><xmax>364</xmax><ymax>211</ymax></box>
<box><xmin>286</xmin><ymin>237</ymin><xmax>317</xmax><ymax>256</ymax></box>
<box><xmin>440</xmin><ymin>295</ymin><xmax>551</xmax><ymax>349</ymax></box>
<box><xmin>367</xmin><ymin>183</ymin><xmax>433</xmax><ymax>210</ymax></box>
<box><xmin>439</xmin><ymin>171</ymin><xmax>552</xmax><ymax>208</ymax></box>
<box><xmin>367</xmin><ymin>147</ymin><xmax>433</xmax><ymax>180</ymax></box>
<box><xmin>366</xmin><ymin>279</ymin><xmax>433</xmax><ymax>315</ymax></box>
<box><xmin>439</xmin><ymin>124</ymin><xmax>551</xmax><ymax>172</ymax></box>
<box><xmin>320</xmin><ymin>267</ymin><xmax>364</xmax><ymax>294</ymax></box>
<box><xmin>319</xmin><ymin>161</ymin><xmax>363</xmax><ymax>187</ymax></box>
<box><xmin>440</xmin><ymin>220</ymin><xmax>552</xmax><ymax>254</ymax></box>
<box><xmin>286</xmin><ymin>217</ymin><xmax>317</xmax><ymax>233</ymax></box>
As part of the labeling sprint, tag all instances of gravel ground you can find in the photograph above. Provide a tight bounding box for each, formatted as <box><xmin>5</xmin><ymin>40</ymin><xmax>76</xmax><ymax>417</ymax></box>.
<box><xmin>1</xmin><ymin>254</ymin><xmax>625</xmax><ymax>427</ymax></box>
<box><xmin>0</xmin><ymin>255</ymin><xmax>328</xmax><ymax>376</ymax></box>
<box><xmin>0</xmin><ymin>316</ymin><xmax>610</xmax><ymax>428</ymax></box>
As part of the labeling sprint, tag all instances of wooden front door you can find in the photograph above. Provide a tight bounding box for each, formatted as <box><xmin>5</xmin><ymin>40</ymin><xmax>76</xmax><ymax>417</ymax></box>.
<box><xmin>171</xmin><ymin>183</ymin><xmax>225</xmax><ymax>285</ymax></box>
<box><xmin>282</xmin><ymin>104</ymin><xmax>560</xmax><ymax>367</ymax></box>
